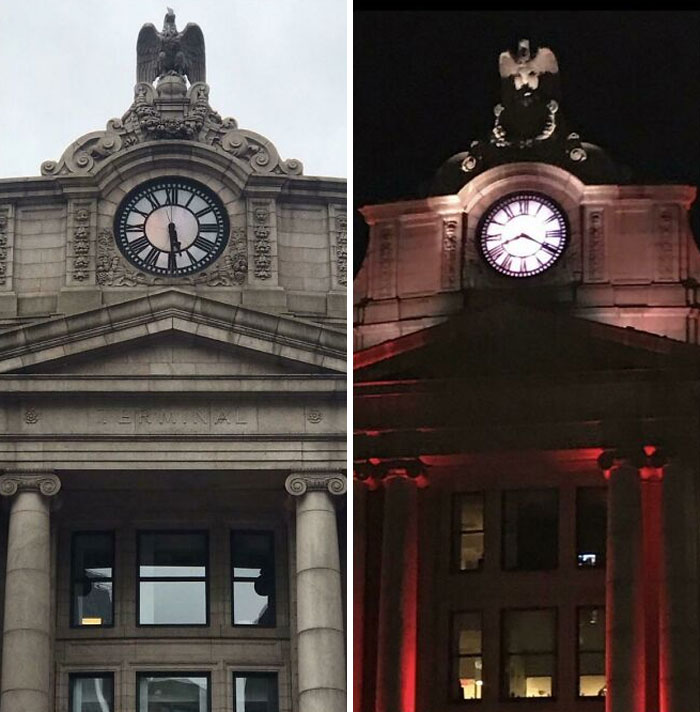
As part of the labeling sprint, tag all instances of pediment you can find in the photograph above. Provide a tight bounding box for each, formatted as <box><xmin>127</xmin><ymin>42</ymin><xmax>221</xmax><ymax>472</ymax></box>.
<box><xmin>0</xmin><ymin>289</ymin><xmax>345</xmax><ymax>375</ymax></box>
<box><xmin>355</xmin><ymin>301</ymin><xmax>700</xmax><ymax>382</ymax></box>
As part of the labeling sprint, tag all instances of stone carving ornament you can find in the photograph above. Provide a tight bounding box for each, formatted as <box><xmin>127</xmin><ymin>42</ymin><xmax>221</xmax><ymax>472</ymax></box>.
<box><xmin>0</xmin><ymin>472</ymin><xmax>61</xmax><ymax>498</ymax></box>
<box><xmin>0</xmin><ymin>209</ymin><xmax>8</xmax><ymax>286</ymax></box>
<box><xmin>285</xmin><ymin>472</ymin><xmax>346</xmax><ymax>497</ymax></box>
<box><xmin>336</xmin><ymin>214</ymin><xmax>347</xmax><ymax>287</ymax></box>
<box><xmin>72</xmin><ymin>207</ymin><xmax>91</xmax><ymax>281</ymax></box>
<box><xmin>253</xmin><ymin>205</ymin><xmax>272</xmax><ymax>280</ymax></box>
<box><xmin>41</xmin><ymin>11</ymin><xmax>302</xmax><ymax>179</ymax></box>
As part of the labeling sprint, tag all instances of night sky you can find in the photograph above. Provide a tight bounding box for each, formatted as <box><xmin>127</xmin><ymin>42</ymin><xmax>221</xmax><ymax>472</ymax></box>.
<box><xmin>354</xmin><ymin>11</ymin><xmax>700</xmax><ymax>273</ymax></box>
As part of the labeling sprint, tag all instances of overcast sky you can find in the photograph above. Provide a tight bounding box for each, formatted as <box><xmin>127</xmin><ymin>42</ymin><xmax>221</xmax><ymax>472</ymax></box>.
<box><xmin>0</xmin><ymin>0</ymin><xmax>346</xmax><ymax>179</ymax></box>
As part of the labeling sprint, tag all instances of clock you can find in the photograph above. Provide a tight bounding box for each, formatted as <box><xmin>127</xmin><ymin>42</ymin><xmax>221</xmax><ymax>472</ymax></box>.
<box><xmin>477</xmin><ymin>192</ymin><xmax>568</xmax><ymax>277</ymax></box>
<box><xmin>114</xmin><ymin>177</ymin><xmax>229</xmax><ymax>276</ymax></box>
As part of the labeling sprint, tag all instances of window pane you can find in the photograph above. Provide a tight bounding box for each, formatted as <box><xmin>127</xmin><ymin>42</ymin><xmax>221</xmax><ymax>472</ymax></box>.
<box><xmin>578</xmin><ymin>607</ymin><xmax>605</xmax><ymax>650</ymax></box>
<box><xmin>457</xmin><ymin>657</ymin><xmax>483</xmax><ymax>700</ymax></box>
<box><xmin>140</xmin><ymin>581</ymin><xmax>206</xmax><ymax>624</ymax></box>
<box><xmin>577</xmin><ymin>488</ymin><xmax>607</xmax><ymax>568</ymax></box>
<box><xmin>504</xmin><ymin>609</ymin><xmax>556</xmax><ymax>699</ymax></box>
<box><xmin>233</xmin><ymin>673</ymin><xmax>279</xmax><ymax>712</ymax></box>
<box><xmin>454</xmin><ymin>613</ymin><xmax>481</xmax><ymax>655</ymax></box>
<box><xmin>451</xmin><ymin>612</ymin><xmax>483</xmax><ymax>701</ymax></box>
<box><xmin>232</xmin><ymin>532</ymin><xmax>275</xmax><ymax>626</ymax></box>
<box><xmin>139</xmin><ymin>533</ymin><xmax>207</xmax><ymax>578</ymax></box>
<box><xmin>460</xmin><ymin>533</ymin><xmax>484</xmax><ymax>571</ymax></box>
<box><xmin>460</xmin><ymin>494</ymin><xmax>484</xmax><ymax>530</ymax></box>
<box><xmin>72</xmin><ymin>533</ymin><xmax>114</xmax><ymax>627</ymax></box>
<box><xmin>578</xmin><ymin>606</ymin><xmax>605</xmax><ymax>697</ymax></box>
<box><xmin>503</xmin><ymin>490</ymin><xmax>558</xmax><ymax>570</ymax></box>
<box><xmin>70</xmin><ymin>675</ymin><xmax>114</xmax><ymax>712</ymax></box>
<box><xmin>453</xmin><ymin>495</ymin><xmax>484</xmax><ymax>571</ymax></box>
<box><xmin>138</xmin><ymin>675</ymin><xmax>209</xmax><ymax>712</ymax></box>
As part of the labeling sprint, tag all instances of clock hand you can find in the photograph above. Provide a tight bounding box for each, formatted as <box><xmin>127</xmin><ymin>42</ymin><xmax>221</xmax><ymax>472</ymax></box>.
<box><xmin>168</xmin><ymin>222</ymin><xmax>182</xmax><ymax>253</ymax></box>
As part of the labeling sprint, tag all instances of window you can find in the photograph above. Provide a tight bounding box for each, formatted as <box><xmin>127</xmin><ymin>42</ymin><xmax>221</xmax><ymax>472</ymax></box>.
<box><xmin>231</xmin><ymin>531</ymin><xmax>275</xmax><ymax>626</ymax></box>
<box><xmin>451</xmin><ymin>612</ymin><xmax>483</xmax><ymax>701</ymax></box>
<box><xmin>502</xmin><ymin>489</ymin><xmax>558</xmax><ymax>570</ymax></box>
<box><xmin>576</xmin><ymin>488</ymin><xmax>607</xmax><ymax>568</ymax></box>
<box><xmin>138</xmin><ymin>532</ymin><xmax>208</xmax><ymax>625</ymax></box>
<box><xmin>502</xmin><ymin>609</ymin><xmax>556</xmax><ymax>699</ymax></box>
<box><xmin>578</xmin><ymin>607</ymin><xmax>606</xmax><ymax>697</ymax></box>
<box><xmin>233</xmin><ymin>672</ymin><xmax>279</xmax><ymax>712</ymax></box>
<box><xmin>69</xmin><ymin>673</ymin><xmax>114</xmax><ymax>712</ymax></box>
<box><xmin>71</xmin><ymin>532</ymin><xmax>114</xmax><ymax>627</ymax></box>
<box><xmin>453</xmin><ymin>494</ymin><xmax>484</xmax><ymax>571</ymax></box>
<box><xmin>137</xmin><ymin>673</ymin><xmax>209</xmax><ymax>712</ymax></box>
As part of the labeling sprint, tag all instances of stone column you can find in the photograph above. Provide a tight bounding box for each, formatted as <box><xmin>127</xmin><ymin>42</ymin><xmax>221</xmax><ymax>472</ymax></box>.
<box><xmin>601</xmin><ymin>454</ymin><xmax>644</xmax><ymax>712</ymax></box>
<box><xmin>375</xmin><ymin>468</ymin><xmax>423</xmax><ymax>712</ymax></box>
<box><xmin>353</xmin><ymin>475</ymin><xmax>368</xmax><ymax>712</ymax></box>
<box><xmin>285</xmin><ymin>471</ymin><xmax>346</xmax><ymax>712</ymax></box>
<box><xmin>0</xmin><ymin>471</ymin><xmax>61</xmax><ymax>712</ymax></box>
<box><xmin>660</xmin><ymin>458</ymin><xmax>700</xmax><ymax>712</ymax></box>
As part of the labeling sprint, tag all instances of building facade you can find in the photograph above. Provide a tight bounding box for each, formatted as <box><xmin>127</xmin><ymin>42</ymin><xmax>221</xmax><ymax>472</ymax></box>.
<box><xmin>0</xmin><ymin>12</ymin><xmax>346</xmax><ymax>712</ymax></box>
<box><xmin>354</xmin><ymin>41</ymin><xmax>700</xmax><ymax>712</ymax></box>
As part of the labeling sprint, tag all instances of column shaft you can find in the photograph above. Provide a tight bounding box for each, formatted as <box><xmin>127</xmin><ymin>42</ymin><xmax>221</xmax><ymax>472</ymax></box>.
<box><xmin>375</xmin><ymin>476</ymin><xmax>418</xmax><ymax>712</ymax></box>
<box><xmin>354</xmin><ymin>480</ymin><xmax>367</xmax><ymax>712</ymax></box>
<box><xmin>606</xmin><ymin>462</ymin><xmax>645</xmax><ymax>712</ymax></box>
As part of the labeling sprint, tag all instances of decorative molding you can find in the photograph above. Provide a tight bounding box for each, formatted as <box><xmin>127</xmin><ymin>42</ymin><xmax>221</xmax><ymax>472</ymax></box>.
<box><xmin>584</xmin><ymin>208</ymin><xmax>606</xmax><ymax>282</ymax></box>
<box><xmin>372</xmin><ymin>223</ymin><xmax>396</xmax><ymax>299</ymax></box>
<box><xmin>71</xmin><ymin>205</ymin><xmax>91</xmax><ymax>282</ymax></box>
<box><xmin>0</xmin><ymin>472</ymin><xmax>61</xmax><ymax>498</ymax></box>
<box><xmin>655</xmin><ymin>205</ymin><xmax>679</xmax><ymax>282</ymax></box>
<box><xmin>335</xmin><ymin>212</ymin><xmax>347</xmax><ymax>287</ymax></box>
<box><xmin>441</xmin><ymin>217</ymin><xmax>460</xmax><ymax>290</ymax></box>
<box><xmin>306</xmin><ymin>408</ymin><xmax>323</xmax><ymax>424</ymax></box>
<box><xmin>41</xmin><ymin>80</ymin><xmax>303</xmax><ymax>178</ymax></box>
<box><xmin>96</xmin><ymin>227</ymin><xmax>247</xmax><ymax>287</ymax></box>
<box><xmin>285</xmin><ymin>472</ymin><xmax>346</xmax><ymax>497</ymax></box>
<box><xmin>0</xmin><ymin>206</ymin><xmax>10</xmax><ymax>288</ymax></box>
<box><xmin>252</xmin><ymin>202</ymin><xmax>272</xmax><ymax>280</ymax></box>
<box><xmin>23</xmin><ymin>409</ymin><xmax>39</xmax><ymax>425</ymax></box>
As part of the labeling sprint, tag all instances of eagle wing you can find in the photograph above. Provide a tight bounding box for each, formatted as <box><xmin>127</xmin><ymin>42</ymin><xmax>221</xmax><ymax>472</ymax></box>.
<box><xmin>137</xmin><ymin>24</ymin><xmax>160</xmax><ymax>83</ymax></box>
<box><xmin>530</xmin><ymin>47</ymin><xmax>559</xmax><ymax>76</ymax></box>
<box><xmin>498</xmin><ymin>51</ymin><xmax>519</xmax><ymax>78</ymax></box>
<box><xmin>181</xmin><ymin>23</ymin><xmax>206</xmax><ymax>84</ymax></box>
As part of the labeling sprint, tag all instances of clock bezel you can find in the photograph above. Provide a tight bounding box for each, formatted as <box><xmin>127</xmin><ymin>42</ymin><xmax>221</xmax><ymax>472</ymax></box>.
<box><xmin>113</xmin><ymin>176</ymin><xmax>230</xmax><ymax>277</ymax></box>
<box><xmin>476</xmin><ymin>190</ymin><xmax>570</xmax><ymax>278</ymax></box>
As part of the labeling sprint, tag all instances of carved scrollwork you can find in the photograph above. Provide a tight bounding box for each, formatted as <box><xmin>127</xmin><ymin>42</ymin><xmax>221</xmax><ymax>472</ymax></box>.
<box><xmin>0</xmin><ymin>472</ymin><xmax>61</xmax><ymax>498</ymax></box>
<box><xmin>0</xmin><ymin>208</ymin><xmax>8</xmax><ymax>286</ymax></box>
<box><xmin>252</xmin><ymin>203</ymin><xmax>272</xmax><ymax>280</ymax></box>
<box><xmin>285</xmin><ymin>472</ymin><xmax>347</xmax><ymax>497</ymax></box>
<box><xmin>72</xmin><ymin>205</ymin><xmax>91</xmax><ymax>282</ymax></box>
<box><xmin>335</xmin><ymin>214</ymin><xmax>347</xmax><ymax>287</ymax></box>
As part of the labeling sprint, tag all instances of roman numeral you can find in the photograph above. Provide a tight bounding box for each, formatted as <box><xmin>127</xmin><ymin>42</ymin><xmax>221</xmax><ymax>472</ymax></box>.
<box><xmin>144</xmin><ymin>246</ymin><xmax>160</xmax><ymax>267</ymax></box>
<box><xmin>192</xmin><ymin>235</ymin><xmax>215</xmax><ymax>251</ymax></box>
<box><xmin>490</xmin><ymin>244</ymin><xmax>507</xmax><ymax>262</ymax></box>
<box><xmin>518</xmin><ymin>198</ymin><xmax>530</xmax><ymax>215</ymax></box>
<box><xmin>199</xmin><ymin>224</ymin><xmax>219</xmax><ymax>233</ymax></box>
<box><xmin>146</xmin><ymin>192</ymin><xmax>161</xmax><ymax>210</ymax></box>
<box><xmin>545</xmin><ymin>213</ymin><xmax>559</xmax><ymax>223</ymax></box>
<box><xmin>546</xmin><ymin>229</ymin><xmax>565</xmax><ymax>241</ymax></box>
<box><xmin>541</xmin><ymin>243</ymin><xmax>559</xmax><ymax>255</ymax></box>
<box><xmin>129</xmin><ymin>236</ymin><xmax>150</xmax><ymax>253</ymax></box>
<box><xmin>195</xmin><ymin>207</ymin><xmax>213</xmax><ymax>219</ymax></box>
<box><xmin>125</xmin><ymin>223</ymin><xmax>145</xmax><ymax>233</ymax></box>
<box><xmin>132</xmin><ymin>207</ymin><xmax>149</xmax><ymax>218</ymax></box>
<box><xmin>502</xmin><ymin>255</ymin><xmax>515</xmax><ymax>272</ymax></box>
<box><xmin>164</xmin><ymin>186</ymin><xmax>179</xmax><ymax>205</ymax></box>
<box><xmin>503</xmin><ymin>204</ymin><xmax>515</xmax><ymax>219</ymax></box>
<box><xmin>183</xmin><ymin>191</ymin><xmax>195</xmax><ymax>209</ymax></box>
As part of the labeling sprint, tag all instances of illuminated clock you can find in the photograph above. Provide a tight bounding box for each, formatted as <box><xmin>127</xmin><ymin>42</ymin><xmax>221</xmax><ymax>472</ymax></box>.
<box><xmin>114</xmin><ymin>177</ymin><xmax>229</xmax><ymax>276</ymax></box>
<box><xmin>478</xmin><ymin>192</ymin><xmax>568</xmax><ymax>277</ymax></box>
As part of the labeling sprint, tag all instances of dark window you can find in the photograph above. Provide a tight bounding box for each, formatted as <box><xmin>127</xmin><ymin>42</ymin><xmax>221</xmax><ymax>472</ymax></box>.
<box><xmin>137</xmin><ymin>673</ymin><xmax>209</xmax><ymax>712</ymax></box>
<box><xmin>576</xmin><ymin>488</ymin><xmax>607</xmax><ymax>568</ymax></box>
<box><xmin>578</xmin><ymin>607</ymin><xmax>606</xmax><ymax>697</ymax></box>
<box><xmin>231</xmin><ymin>531</ymin><xmax>275</xmax><ymax>626</ymax></box>
<box><xmin>71</xmin><ymin>532</ymin><xmax>114</xmax><ymax>627</ymax></box>
<box><xmin>453</xmin><ymin>494</ymin><xmax>485</xmax><ymax>571</ymax></box>
<box><xmin>502</xmin><ymin>608</ymin><xmax>556</xmax><ymax>699</ymax></box>
<box><xmin>502</xmin><ymin>489</ymin><xmax>558</xmax><ymax>570</ymax></box>
<box><xmin>233</xmin><ymin>672</ymin><xmax>279</xmax><ymax>712</ymax></box>
<box><xmin>69</xmin><ymin>673</ymin><xmax>114</xmax><ymax>712</ymax></box>
<box><xmin>138</xmin><ymin>532</ymin><xmax>208</xmax><ymax>625</ymax></box>
<box><xmin>451</xmin><ymin>612</ymin><xmax>483</xmax><ymax>701</ymax></box>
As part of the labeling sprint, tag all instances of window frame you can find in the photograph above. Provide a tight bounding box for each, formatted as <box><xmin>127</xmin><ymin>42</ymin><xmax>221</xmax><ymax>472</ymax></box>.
<box><xmin>136</xmin><ymin>529</ymin><xmax>210</xmax><ymax>628</ymax></box>
<box><xmin>68</xmin><ymin>671</ymin><xmax>115</xmax><ymax>712</ymax></box>
<box><xmin>232</xmin><ymin>670</ymin><xmax>280</xmax><ymax>712</ymax></box>
<box><xmin>451</xmin><ymin>492</ymin><xmax>485</xmax><ymax>573</ymax></box>
<box><xmin>500</xmin><ymin>606</ymin><xmax>558</xmax><ymax>701</ymax></box>
<box><xmin>576</xmin><ymin>605</ymin><xmax>606</xmax><ymax>699</ymax></box>
<box><xmin>231</xmin><ymin>529</ymin><xmax>276</xmax><ymax>628</ymax></box>
<box><xmin>136</xmin><ymin>671</ymin><xmax>211</xmax><ymax>712</ymax></box>
<box><xmin>70</xmin><ymin>530</ymin><xmax>115</xmax><ymax>629</ymax></box>
<box><xmin>449</xmin><ymin>610</ymin><xmax>483</xmax><ymax>704</ymax></box>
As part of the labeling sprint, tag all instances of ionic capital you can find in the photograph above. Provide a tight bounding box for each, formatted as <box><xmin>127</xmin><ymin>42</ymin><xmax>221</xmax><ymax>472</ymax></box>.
<box><xmin>286</xmin><ymin>471</ymin><xmax>346</xmax><ymax>497</ymax></box>
<box><xmin>354</xmin><ymin>459</ymin><xmax>428</xmax><ymax>489</ymax></box>
<box><xmin>0</xmin><ymin>470</ymin><xmax>61</xmax><ymax>498</ymax></box>
<box><xmin>597</xmin><ymin>447</ymin><xmax>667</xmax><ymax>479</ymax></box>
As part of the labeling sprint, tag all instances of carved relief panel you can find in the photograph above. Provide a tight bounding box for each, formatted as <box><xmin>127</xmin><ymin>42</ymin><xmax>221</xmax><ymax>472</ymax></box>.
<box><xmin>369</xmin><ymin>222</ymin><xmax>396</xmax><ymax>300</ymax></box>
<box><xmin>0</xmin><ymin>206</ymin><xmax>13</xmax><ymax>291</ymax></box>
<box><xmin>583</xmin><ymin>206</ymin><xmax>607</xmax><ymax>283</ymax></box>
<box><xmin>329</xmin><ymin>204</ymin><xmax>347</xmax><ymax>290</ymax></box>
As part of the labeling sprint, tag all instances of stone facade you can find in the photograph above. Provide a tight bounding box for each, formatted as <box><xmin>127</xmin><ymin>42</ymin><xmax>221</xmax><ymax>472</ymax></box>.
<box><xmin>0</xmin><ymin>14</ymin><xmax>346</xmax><ymax>712</ymax></box>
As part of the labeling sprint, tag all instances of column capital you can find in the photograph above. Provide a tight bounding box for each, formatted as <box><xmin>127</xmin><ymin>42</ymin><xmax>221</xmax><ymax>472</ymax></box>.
<box><xmin>286</xmin><ymin>470</ymin><xmax>346</xmax><ymax>497</ymax></box>
<box><xmin>354</xmin><ymin>459</ymin><xmax>428</xmax><ymax>488</ymax></box>
<box><xmin>0</xmin><ymin>470</ymin><xmax>61</xmax><ymax>498</ymax></box>
<box><xmin>597</xmin><ymin>447</ymin><xmax>667</xmax><ymax>478</ymax></box>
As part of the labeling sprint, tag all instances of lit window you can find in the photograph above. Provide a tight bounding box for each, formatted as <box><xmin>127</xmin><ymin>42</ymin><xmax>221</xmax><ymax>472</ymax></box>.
<box><xmin>138</xmin><ymin>532</ymin><xmax>208</xmax><ymax>625</ymax></box>
<box><xmin>451</xmin><ymin>612</ymin><xmax>483</xmax><ymax>700</ymax></box>
<box><xmin>71</xmin><ymin>532</ymin><xmax>114</xmax><ymax>627</ymax></box>
<box><xmin>233</xmin><ymin>672</ymin><xmax>279</xmax><ymax>712</ymax></box>
<box><xmin>578</xmin><ymin>607</ymin><xmax>606</xmax><ymax>697</ymax></box>
<box><xmin>502</xmin><ymin>609</ymin><xmax>556</xmax><ymax>699</ymax></box>
<box><xmin>453</xmin><ymin>494</ymin><xmax>484</xmax><ymax>571</ymax></box>
<box><xmin>502</xmin><ymin>489</ymin><xmax>558</xmax><ymax>570</ymax></box>
<box><xmin>576</xmin><ymin>488</ymin><xmax>607</xmax><ymax>568</ymax></box>
<box><xmin>232</xmin><ymin>531</ymin><xmax>275</xmax><ymax>626</ymax></box>
<box><xmin>70</xmin><ymin>673</ymin><xmax>114</xmax><ymax>712</ymax></box>
<box><xmin>137</xmin><ymin>673</ymin><xmax>209</xmax><ymax>712</ymax></box>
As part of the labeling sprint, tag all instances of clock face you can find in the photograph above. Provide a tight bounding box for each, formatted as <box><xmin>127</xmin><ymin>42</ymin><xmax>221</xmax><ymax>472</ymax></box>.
<box><xmin>114</xmin><ymin>177</ymin><xmax>229</xmax><ymax>276</ymax></box>
<box><xmin>478</xmin><ymin>192</ymin><xmax>568</xmax><ymax>278</ymax></box>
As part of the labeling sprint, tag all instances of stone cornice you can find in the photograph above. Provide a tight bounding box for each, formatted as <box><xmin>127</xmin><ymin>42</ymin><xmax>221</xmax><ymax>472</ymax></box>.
<box><xmin>0</xmin><ymin>471</ymin><xmax>61</xmax><ymax>497</ymax></box>
<box><xmin>285</xmin><ymin>471</ymin><xmax>346</xmax><ymax>497</ymax></box>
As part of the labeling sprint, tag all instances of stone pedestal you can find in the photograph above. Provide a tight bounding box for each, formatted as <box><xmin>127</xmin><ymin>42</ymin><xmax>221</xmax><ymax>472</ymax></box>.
<box><xmin>0</xmin><ymin>471</ymin><xmax>61</xmax><ymax>712</ymax></box>
<box><xmin>286</xmin><ymin>472</ymin><xmax>346</xmax><ymax>712</ymax></box>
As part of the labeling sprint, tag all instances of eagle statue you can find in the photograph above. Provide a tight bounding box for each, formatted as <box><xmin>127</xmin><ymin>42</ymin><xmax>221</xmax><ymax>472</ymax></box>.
<box><xmin>137</xmin><ymin>8</ymin><xmax>205</xmax><ymax>85</ymax></box>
